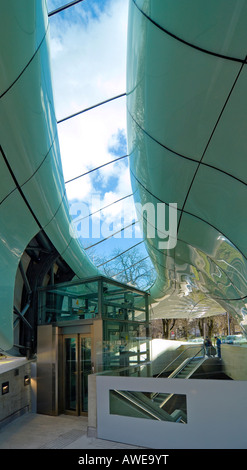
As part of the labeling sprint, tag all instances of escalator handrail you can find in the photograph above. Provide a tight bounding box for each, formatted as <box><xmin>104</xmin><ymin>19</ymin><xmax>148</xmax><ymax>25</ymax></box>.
<box><xmin>112</xmin><ymin>390</ymin><xmax>164</xmax><ymax>421</ymax></box>
<box><xmin>168</xmin><ymin>346</ymin><xmax>205</xmax><ymax>379</ymax></box>
<box><xmin>113</xmin><ymin>390</ymin><xmax>186</xmax><ymax>423</ymax></box>
<box><xmin>151</xmin><ymin>346</ymin><xmax>204</xmax><ymax>401</ymax></box>
<box><xmin>155</xmin><ymin>345</ymin><xmax>204</xmax><ymax>379</ymax></box>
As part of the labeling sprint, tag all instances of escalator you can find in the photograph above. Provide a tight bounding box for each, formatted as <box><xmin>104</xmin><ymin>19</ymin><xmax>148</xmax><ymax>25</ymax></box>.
<box><xmin>150</xmin><ymin>354</ymin><xmax>206</xmax><ymax>414</ymax></box>
<box><xmin>110</xmin><ymin>389</ymin><xmax>187</xmax><ymax>423</ymax></box>
<box><xmin>109</xmin><ymin>346</ymin><xmax>225</xmax><ymax>425</ymax></box>
<box><xmin>168</xmin><ymin>355</ymin><xmax>206</xmax><ymax>379</ymax></box>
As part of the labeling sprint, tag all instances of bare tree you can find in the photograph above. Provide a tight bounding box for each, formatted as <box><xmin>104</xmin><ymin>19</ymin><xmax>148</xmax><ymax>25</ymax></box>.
<box><xmin>162</xmin><ymin>318</ymin><xmax>176</xmax><ymax>339</ymax></box>
<box><xmin>90</xmin><ymin>246</ymin><xmax>156</xmax><ymax>291</ymax></box>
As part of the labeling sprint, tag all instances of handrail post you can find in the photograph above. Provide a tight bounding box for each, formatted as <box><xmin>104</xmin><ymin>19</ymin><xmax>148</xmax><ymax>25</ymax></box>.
<box><xmin>151</xmin><ymin>345</ymin><xmax>203</xmax><ymax>400</ymax></box>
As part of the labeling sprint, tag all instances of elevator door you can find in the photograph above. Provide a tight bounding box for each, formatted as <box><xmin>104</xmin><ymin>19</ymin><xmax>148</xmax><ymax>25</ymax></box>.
<box><xmin>64</xmin><ymin>334</ymin><xmax>91</xmax><ymax>415</ymax></box>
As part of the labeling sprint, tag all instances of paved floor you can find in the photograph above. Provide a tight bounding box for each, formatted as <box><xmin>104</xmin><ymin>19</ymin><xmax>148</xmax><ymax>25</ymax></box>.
<box><xmin>0</xmin><ymin>412</ymin><xmax>142</xmax><ymax>449</ymax></box>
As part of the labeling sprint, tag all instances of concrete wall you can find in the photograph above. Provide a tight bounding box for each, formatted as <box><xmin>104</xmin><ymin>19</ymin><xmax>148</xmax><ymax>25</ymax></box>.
<box><xmin>151</xmin><ymin>339</ymin><xmax>202</xmax><ymax>376</ymax></box>
<box><xmin>151</xmin><ymin>340</ymin><xmax>247</xmax><ymax>380</ymax></box>
<box><xmin>222</xmin><ymin>345</ymin><xmax>247</xmax><ymax>380</ymax></box>
<box><xmin>88</xmin><ymin>374</ymin><xmax>97</xmax><ymax>437</ymax></box>
<box><xmin>88</xmin><ymin>342</ymin><xmax>247</xmax><ymax>445</ymax></box>
<box><xmin>95</xmin><ymin>375</ymin><xmax>247</xmax><ymax>449</ymax></box>
<box><xmin>0</xmin><ymin>358</ymin><xmax>32</xmax><ymax>427</ymax></box>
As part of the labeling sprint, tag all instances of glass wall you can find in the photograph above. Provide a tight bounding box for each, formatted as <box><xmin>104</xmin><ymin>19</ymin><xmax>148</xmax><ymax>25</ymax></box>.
<box><xmin>100</xmin><ymin>320</ymin><xmax>150</xmax><ymax>374</ymax></box>
<box><xmin>101</xmin><ymin>280</ymin><xmax>147</xmax><ymax>322</ymax></box>
<box><xmin>38</xmin><ymin>279</ymin><xmax>99</xmax><ymax>323</ymax></box>
<box><xmin>38</xmin><ymin>276</ymin><xmax>148</xmax><ymax>325</ymax></box>
<box><xmin>38</xmin><ymin>276</ymin><xmax>150</xmax><ymax>375</ymax></box>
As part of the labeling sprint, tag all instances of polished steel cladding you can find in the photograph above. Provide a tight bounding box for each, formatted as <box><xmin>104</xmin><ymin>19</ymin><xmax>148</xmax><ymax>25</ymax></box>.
<box><xmin>127</xmin><ymin>0</ymin><xmax>247</xmax><ymax>332</ymax></box>
<box><xmin>0</xmin><ymin>1</ymin><xmax>98</xmax><ymax>350</ymax></box>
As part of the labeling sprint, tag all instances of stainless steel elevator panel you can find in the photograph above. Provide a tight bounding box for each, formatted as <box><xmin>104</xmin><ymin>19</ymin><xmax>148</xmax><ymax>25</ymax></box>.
<box><xmin>37</xmin><ymin>325</ymin><xmax>58</xmax><ymax>415</ymax></box>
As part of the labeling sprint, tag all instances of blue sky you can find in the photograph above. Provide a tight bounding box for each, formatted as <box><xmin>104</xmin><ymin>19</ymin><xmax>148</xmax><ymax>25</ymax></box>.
<box><xmin>48</xmin><ymin>0</ymin><xmax>113</xmax><ymax>21</ymax></box>
<box><xmin>47</xmin><ymin>0</ymin><xmax>153</xmax><ymax>276</ymax></box>
<box><xmin>47</xmin><ymin>0</ymin><xmax>129</xmax><ymax>196</ymax></box>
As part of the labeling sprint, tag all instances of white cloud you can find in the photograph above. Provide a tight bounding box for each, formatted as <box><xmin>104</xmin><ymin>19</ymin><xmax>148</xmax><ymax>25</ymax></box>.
<box><xmin>48</xmin><ymin>0</ymin><xmax>129</xmax><ymax>201</ymax></box>
<box><xmin>47</xmin><ymin>0</ymin><xmax>143</xmax><ymax>255</ymax></box>
<box><xmin>50</xmin><ymin>1</ymin><xmax>128</xmax><ymax>117</ymax></box>
<box><xmin>58</xmin><ymin>98</ymin><xmax>128</xmax><ymax>201</ymax></box>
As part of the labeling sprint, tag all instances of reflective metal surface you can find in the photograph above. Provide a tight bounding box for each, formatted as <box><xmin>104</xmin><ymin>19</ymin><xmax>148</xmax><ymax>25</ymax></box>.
<box><xmin>127</xmin><ymin>0</ymin><xmax>247</xmax><ymax>332</ymax></box>
<box><xmin>0</xmin><ymin>0</ymin><xmax>98</xmax><ymax>349</ymax></box>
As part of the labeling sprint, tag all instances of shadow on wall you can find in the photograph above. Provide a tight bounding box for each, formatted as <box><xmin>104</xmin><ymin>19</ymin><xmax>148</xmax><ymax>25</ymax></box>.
<box><xmin>150</xmin><ymin>339</ymin><xmax>189</xmax><ymax>376</ymax></box>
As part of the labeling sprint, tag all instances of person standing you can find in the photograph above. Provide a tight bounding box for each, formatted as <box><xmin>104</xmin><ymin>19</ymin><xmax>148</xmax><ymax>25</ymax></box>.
<box><xmin>204</xmin><ymin>336</ymin><xmax>212</xmax><ymax>356</ymax></box>
<box><xmin>215</xmin><ymin>336</ymin><xmax>221</xmax><ymax>359</ymax></box>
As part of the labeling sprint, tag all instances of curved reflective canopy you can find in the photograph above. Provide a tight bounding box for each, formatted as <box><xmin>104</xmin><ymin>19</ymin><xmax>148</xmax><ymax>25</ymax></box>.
<box><xmin>0</xmin><ymin>0</ymin><xmax>98</xmax><ymax>349</ymax></box>
<box><xmin>127</xmin><ymin>0</ymin><xmax>247</xmax><ymax>333</ymax></box>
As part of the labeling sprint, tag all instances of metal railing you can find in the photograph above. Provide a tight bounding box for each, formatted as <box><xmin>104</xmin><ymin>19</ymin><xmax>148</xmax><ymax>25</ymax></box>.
<box><xmin>151</xmin><ymin>346</ymin><xmax>205</xmax><ymax>403</ymax></box>
<box><xmin>168</xmin><ymin>346</ymin><xmax>205</xmax><ymax>379</ymax></box>
<box><xmin>154</xmin><ymin>345</ymin><xmax>205</xmax><ymax>379</ymax></box>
